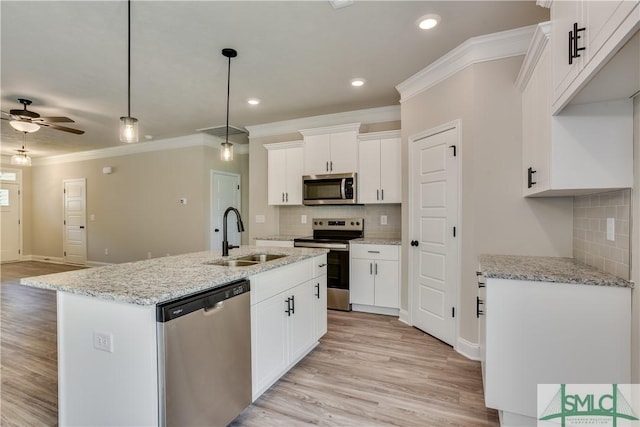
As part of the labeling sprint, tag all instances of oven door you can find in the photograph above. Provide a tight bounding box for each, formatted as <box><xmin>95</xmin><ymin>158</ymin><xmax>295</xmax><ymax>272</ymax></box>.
<box><xmin>326</xmin><ymin>249</ymin><xmax>351</xmax><ymax>311</ymax></box>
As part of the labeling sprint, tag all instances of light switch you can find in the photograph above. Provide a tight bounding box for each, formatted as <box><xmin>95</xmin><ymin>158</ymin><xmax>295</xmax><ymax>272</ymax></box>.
<box><xmin>301</xmin><ymin>215</ymin><xmax>307</xmax><ymax>224</ymax></box>
<box><xmin>607</xmin><ymin>218</ymin><xmax>615</xmax><ymax>241</ymax></box>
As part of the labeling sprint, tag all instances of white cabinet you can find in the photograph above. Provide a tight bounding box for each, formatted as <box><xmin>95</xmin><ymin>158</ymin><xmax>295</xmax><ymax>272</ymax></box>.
<box><xmin>549</xmin><ymin>0</ymin><xmax>639</xmax><ymax>112</ymax></box>
<box><xmin>480</xmin><ymin>276</ymin><xmax>631</xmax><ymax>424</ymax></box>
<box><xmin>265</xmin><ymin>141</ymin><xmax>303</xmax><ymax>205</ymax></box>
<box><xmin>357</xmin><ymin>131</ymin><xmax>401</xmax><ymax>204</ymax></box>
<box><xmin>517</xmin><ymin>23</ymin><xmax>633</xmax><ymax>197</ymax></box>
<box><xmin>350</xmin><ymin>243</ymin><xmax>399</xmax><ymax>315</ymax></box>
<box><xmin>300</xmin><ymin>123</ymin><xmax>361</xmax><ymax>175</ymax></box>
<box><xmin>250</xmin><ymin>255</ymin><xmax>327</xmax><ymax>400</ymax></box>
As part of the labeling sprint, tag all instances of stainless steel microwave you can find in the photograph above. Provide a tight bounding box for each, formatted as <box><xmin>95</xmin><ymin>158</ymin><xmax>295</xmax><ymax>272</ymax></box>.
<box><xmin>302</xmin><ymin>173</ymin><xmax>357</xmax><ymax>205</ymax></box>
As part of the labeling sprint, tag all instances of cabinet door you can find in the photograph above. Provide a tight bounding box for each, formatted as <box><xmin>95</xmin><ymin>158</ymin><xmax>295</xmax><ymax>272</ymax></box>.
<box><xmin>267</xmin><ymin>149</ymin><xmax>287</xmax><ymax>205</ymax></box>
<box><xmin>585</xmin><ymin>0</ymin><xmax>639</xmax><ymax>65</ymax></box>
<box><xmin>288</xmin><ymin>281</ymin><xmax>316</xmax><ymax>363</ymax></box>
<box><xmin>379</xmin><ymin>138</ymin><xmax>401</xmax><ymax>203</ymax></box>
<box><xmin>329</xmin><ymin>131</ymin><xmax>358</xmax><ymax>174</ymax></box>
<box><xmin>252</xmin><ymin>293</ymin><xmax>288</xmax><ymax>394</ymax></box>
<box><xmin>350</xmin><ymin>258</ymin><xmax>375</xmax><ymax>305</ymax></box>
<box><xmin>313</xmin><ymin>275</ymin><xmax>327</xmax><ymax>340</ymax></box>
<box><xmin>373</xmin><ymin>260</ymin><xmax>399</xmax><ymax>309</ymax></box>
<box><xmin>551</xmin><ymin>0</ymin><xmax>583</xmax><ymax>103</ymax></box>
<box><xmin>285</xmin><ymin>147</ymin><xmax>304</xmax><ymax>205</ymax></box>
<box><xmin>358</xmin><ymin>139</ymin><xmax>381</xmax><ymax>204</ymax></box>
<box><xmin>304</xmin><ymin>134</ymin><xmax>331</xmax><ymax>175</ymax></box>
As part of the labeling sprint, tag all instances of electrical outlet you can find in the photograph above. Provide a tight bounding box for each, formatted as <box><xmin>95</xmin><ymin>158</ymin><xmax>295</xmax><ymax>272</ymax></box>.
<box><xmin>104</xmin><ymin>248</ymin><xmax>109</xmax><ymax>255</ymax></box>
<box><xmin>179</xmin><ymin>198</ymin><xmax>187</xmax><ymax>205</ymax></box>
<box><xmin>301</xmin><ymin>215</ymin><xmax>307</xmax><ymax>224</ymax></box>
<box><xmin>380</xmin><ymin>215</ymin><xmax>388</xmax><ymax>225</ymax></box>
<box><xmin>93</xmin><ymin>331</ymin><xmax>113</xmax><ymax>353</ymax></box>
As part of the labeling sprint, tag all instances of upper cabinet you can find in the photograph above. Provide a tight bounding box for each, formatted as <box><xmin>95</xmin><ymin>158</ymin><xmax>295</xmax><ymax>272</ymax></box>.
<box><xmin>518</xmin><ymin>23</ymin><xmax>633</xmax><ymax>197</ymax></box>
<box><xmin>300</xmin><ymin>123</ymin><xmax>361</xmax><ymax>175</ymax></box>
<box><xmin>357</xmin><ymin>131</ymin><xmax>401</xmax><ymax>204</ymax></box>
<box><xmin>265</xmin><ymin>141</ymin><xmax>304</xmax><ymax>205</ymax></box>
<box><xmin>550</xmin><ymin>0</ymin><xmax>639</xmax><ymax>113</ymax></box>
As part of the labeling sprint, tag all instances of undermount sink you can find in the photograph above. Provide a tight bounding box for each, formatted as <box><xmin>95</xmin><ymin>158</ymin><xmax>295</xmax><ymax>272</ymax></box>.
<box><xmin>207</xmin><ymin>254</ymin><xmax>287</xmax><ymax>268</ymax></box>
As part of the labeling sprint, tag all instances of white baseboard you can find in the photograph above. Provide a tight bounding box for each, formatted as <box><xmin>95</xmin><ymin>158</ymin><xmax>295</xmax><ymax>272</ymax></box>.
<box><xmin>25</xmin><ymin>255</ymin><xmax>67</xmax><ymax>264</ymax></box>
<box><xmin>456</xmin><ymin>337</ymin><xmax>480</xmax><ymax>361</ymax></box>
<box><xmin>398</xmin><ymin>309</ymin><xmax>410</xmax><ymax>325</ymax></box>
<box><xmin>87</xmin><ymin>260</ymin><xmax>112</xmax><ymax>267</ymax></box>
<box><xmin>351</xmin><ymin>304</ymin><xmax>399</xmax><ymax>317</ymax></box>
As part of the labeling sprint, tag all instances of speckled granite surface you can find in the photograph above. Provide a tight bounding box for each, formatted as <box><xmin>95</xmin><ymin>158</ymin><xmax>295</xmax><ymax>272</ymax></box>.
<box><xmin>21</xmin><ymin>246</ymin><xmax>329</xmax><ymax>306</ymax></box>
<box><xmin>478</xmin><ymin>255</ymin><xmax>632</xmax><ymax>288</ymax></box>
<box><xmin>352</xmin><ymin>238</ymin><xmax>401</xmax><ymax>245</ymax></box>
<box><xmin>255</xmin><ymin>235</ymin><xmax>305</xmax><ymax>241</ymax></box>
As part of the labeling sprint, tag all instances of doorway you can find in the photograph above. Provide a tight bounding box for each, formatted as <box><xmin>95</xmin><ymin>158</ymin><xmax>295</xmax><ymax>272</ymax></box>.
<box><xmin>0</xmin><ymin>169</ymin><xmax>22</xmax><ymax>262</ymax></box>
<box><xmin>63</xmin><ymin>179</ymin><xmax>87</xmax><ymax>265</ymax></box>
<box><xmin>409</xmin><ymin>121</ymin><xmax>460</xmax><ymax>347</ymax></box>
<box><xmin>210</xmin><ymin>171</ymin><xmax>241</xmax><ymax>251</ymax></box>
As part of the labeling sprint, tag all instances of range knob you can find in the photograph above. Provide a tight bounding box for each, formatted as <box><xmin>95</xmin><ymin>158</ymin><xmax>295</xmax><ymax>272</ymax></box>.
<box><xmin>319</xmin><ymin>221</ymin><xmax>323</xmax><ymax>225</ymax></box>
<box><xmin>314</xmin><ymin>221</ymin><xmax>318</xmax><ymax>225</ymax></box>
<box><xmin>356</xmin><ymin>221</ymin><xmax>360</xmax><ymax>225</ymax></box>
<box><xmin>351</xmin><ymin>221</ymin><xmax>355</xmax><ymax>226</ymax></box>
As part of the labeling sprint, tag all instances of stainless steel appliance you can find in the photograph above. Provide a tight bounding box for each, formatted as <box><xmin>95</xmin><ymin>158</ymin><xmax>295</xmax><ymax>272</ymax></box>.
<box><xmin>156</xmin><ymin>279</ymin><xmax>251</xmax><ymax>427</ymax></box>
<box><xmin>302</xmin><ymin>173</ymin><xmax>357</xmax><ymax>205</ymax></box>
<box><xmin>294</xmin><ymin>218</ymin><xmax>364</xmax><ymax>311</ymax></box>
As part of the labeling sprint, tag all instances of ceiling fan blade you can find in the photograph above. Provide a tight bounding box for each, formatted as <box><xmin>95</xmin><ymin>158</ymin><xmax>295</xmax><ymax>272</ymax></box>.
<box><xmin>34</xmin><ymin>116</ymin><xmax>74</xmax><ymax>123</ymax></box>
<box><xmin>37</xmin><ymin>122</ymin><xmax>85</xmax><ymax>134</ymax></box>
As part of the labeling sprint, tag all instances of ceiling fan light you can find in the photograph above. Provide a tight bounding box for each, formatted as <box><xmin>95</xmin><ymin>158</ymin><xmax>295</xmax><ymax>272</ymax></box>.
<box><xmin>220</xmin><ymin>141</ymin><xmax>234</xmax><ymax>161</ymax></box>
<box><xmin>120</xmin><ymin>116</ymin><xmax>139</xmax><ymax>143</ymax></box>
<box><xmin>9</xmin><ymin>120</ymin><xmax>40</xmax><ymax>133</ymax></box>
<box><xmin>11</xmin><ymin>153</ymin><xmax>31</xmax><ymax>166</ymax></box>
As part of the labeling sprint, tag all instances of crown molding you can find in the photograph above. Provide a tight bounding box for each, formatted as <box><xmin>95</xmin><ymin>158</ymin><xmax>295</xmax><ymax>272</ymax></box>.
<box><xmin>299</xmin><ymin>122</ymin><xmax>361</xmax><ymax>137</ymax></box>
<box><xmin>396</xmin><ymin>24</ymin><xmax>537</xmax><ymax>103</ymax></box>
<box><xmin>357</xmin><ymin>130</ymin><xmax>401</xmax><ymax>141</ymax></box>
<box><xmin>264</xmin><ymin>141</ymin><xmax>304</xmax><ymax>151</ymax></box>
<box><xmin>515</xmin><ymin>22</ymin><xmax>551</xmax><ymax>91</ymax></box>
<box><xmin>32</xmin><ymin>133</ymin><xmax>248</xmax><ymax>166</ymax></box>
<box><xmin>245</xmin><ymin>105</ymin><xmax>400</xmax><ymax>139</ymax></box>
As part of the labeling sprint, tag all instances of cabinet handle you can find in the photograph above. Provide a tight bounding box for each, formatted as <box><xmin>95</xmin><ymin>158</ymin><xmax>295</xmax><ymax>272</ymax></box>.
<box><xmin>285</xmin><ymin>297</ymin><xmax>292</xmax><ymax>316</ymax></box>
<box><xmin>330</xmin><ymin>161</ymin><xmax>333</xmax><ymax>172</ymax></box>
<box><xmin>476</xmin><ymin>297</ymin><xmax>484</xmax><ymax>318</ymax></box>
<box><xmin>381</xmin><ymin>189</ymin><xmax>384</xmax><ymax>200</ymax></box>
<box><xmin>291</xmin><ymin>295</ymin><xmax>295</xmax><ymax>314</ymax></box>
<box><xmin>370</xmin><ymin>263</ymin><xmax>373</xmax><ymax>275</ymax></box>
<box><xmin>282</xmin><ymin>193</ymin><xmax>285</xmax><ymax>202</ymax></box>
<box><xmin>377</xmin><ymin>189</ymin><xmax>379</xmax><ymax>201</ymax></box>
<box><xmin>315</xmin><ymin>283</ymin><xmax>320</xmax><ymax>299</ymax></box>
<box><xmin>527</xmin><ymin>167</ymin><xmax>537</xmax><ymax>188</ymax></box>
<box><xmin>374</xmin><ymin>263</ymin><xmax>378</xmax><ymax>275</ymax></box>
<box><xmin>286</xmin><ymin>192</ymin><xmax>288</xmax><ymax>202</ymax></box>
<box><xmin>569</xmin><ymin>22</ymin><xmax>586</xmax><ymax>65</ymax></box>
<box><xmin>318</xmin><ymin>263</ymin><xmax>327</xmax><ymax>268</ymax></box>
<box><xmin>367</xmin><ymin>250</ymin><xmax>380</xmax><ymax>254</ymax></box>
<box><xmin>326</xmin><ymin>161</ymin><xmax>329</xmax><ymax>172</ymax></box>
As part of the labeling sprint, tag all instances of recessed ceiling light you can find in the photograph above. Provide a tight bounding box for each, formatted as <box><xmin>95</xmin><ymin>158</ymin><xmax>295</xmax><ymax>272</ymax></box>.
<box><xmin>418</xmin><ymin>14</ymin><xmax>441</xmax><ymax>30</ymax></box>
<box><xmin>247</xmin><ymin>98</ymin><xmax>261</xmax><ymax>105</ymax></box>
<box><xmin>350</xmin><ymin>78</ymin><xmax>365</xmax><ymax>87</ymax></box>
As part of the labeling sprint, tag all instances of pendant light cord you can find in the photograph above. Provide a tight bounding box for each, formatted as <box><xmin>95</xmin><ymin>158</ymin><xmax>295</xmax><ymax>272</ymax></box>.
<box><xmin>225</xmin><ymin>54</ymin><xmax>231</xmax><ymax>144</ymax></box>
<box><xmin>127</xmin><ymin>0</ymin><xmax>131</xmax><ymax>117</ymax></box>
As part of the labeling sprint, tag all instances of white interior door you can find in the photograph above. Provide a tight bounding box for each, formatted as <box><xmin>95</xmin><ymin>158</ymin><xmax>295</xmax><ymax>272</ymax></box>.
<box><xmin>63</xmin><ymin>179</ymin><xmax>87</xmax><ymax>265</ymax></box>
<box><xmin>0</xmin><ymin>182</ymin><xmax>21</xmax><ymax>262</ymax></box>
<box><xmin>410</xmin><ymin>125</ymin><xmax>459</xmax><ymax>346</ymax></box>
<box><xmin>210</xmin><ymin>171</ymin><xmax>241</xmax><ymax>250</ymax></box>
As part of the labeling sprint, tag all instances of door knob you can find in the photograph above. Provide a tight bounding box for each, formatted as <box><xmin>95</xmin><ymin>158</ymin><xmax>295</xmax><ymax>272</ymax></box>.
<box><xmin>410</xmin><ymin>240</ymin><xmax>419</xmax><ymax>247</ymax></box>
<box><xmin>214</xmin><ymin>228</ymin><xmax>220</xmax><ymax>232</ymax></box>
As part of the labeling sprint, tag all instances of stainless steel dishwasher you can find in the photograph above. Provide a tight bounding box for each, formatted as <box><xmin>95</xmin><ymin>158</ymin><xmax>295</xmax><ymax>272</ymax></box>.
<box><xmin>157</xmin><ymin>279</ymin><xmax>251</xmax><ymax>427</ymax></box>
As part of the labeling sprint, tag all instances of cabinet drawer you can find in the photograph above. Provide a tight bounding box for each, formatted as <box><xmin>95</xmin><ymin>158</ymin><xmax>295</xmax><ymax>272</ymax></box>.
<box><xmin>350</xmin><ymin>244</ymin><xmax>399</xmax><ymax>260</ymax></box>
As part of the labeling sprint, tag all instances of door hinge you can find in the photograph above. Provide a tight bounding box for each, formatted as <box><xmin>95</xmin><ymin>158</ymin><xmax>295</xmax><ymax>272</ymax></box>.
<box><xmin>18</xmin><ymin>249</ymin><xmax>21</xmax><ymax>255</ymax></box>
<box><xmin>18</xmin><ymin>219</ymin><xmax>20</xmax><ymax>225</ymax></box>
<box><xmin>453</xmin><ymin>226</ymin><xmax>456</xmax><ymax>237</ymax></box>
<box><xmin>237</xmin><ymin>185</ymin><xmax>240</xmax><ymax>190</ymax></box>
<box><xmin>64</xmin><ymin>251</ymin><xmax>67</xmax><ymax>256</ymax></box>
<box><xmin>64</xmin><ymin>220</ymin><xmax>66</xmax><ymax>225</ymax></box>
<box><xmin>449</xmin><ymin>145</ymin><xmax>457</xmax><ymax>157</ymax></box>
<box><xmin>63</xmin><ymin>188</ymin><xmax>66</xmax><ymax>194</ymax></box>
<box><xmin>18</xmin><ymin>190</ymin><xmax>20</xmax><ymax>196</ymax></box>
<box><xmin>452</xmin><ymin>306</ymin><xmax>455</xmax><ymax>318</ymax></box>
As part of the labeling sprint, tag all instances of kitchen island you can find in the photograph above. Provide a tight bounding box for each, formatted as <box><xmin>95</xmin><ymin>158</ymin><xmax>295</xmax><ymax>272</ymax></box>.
<box><xmin>21</xmin><ymin>246</ymin><xmax>328</xmax><ymax>427</ymax></box>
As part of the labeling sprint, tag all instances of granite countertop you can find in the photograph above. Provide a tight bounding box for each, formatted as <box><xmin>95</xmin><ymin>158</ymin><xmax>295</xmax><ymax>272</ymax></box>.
<box><xmin>21</xmin><ymin>246</ymin><xmax>329</xmax><ymax>306</ymax></box>
<box><xmin>255</xmin><ymin>235</ymin><xmax>305</xmax><ymax>241</ymax></box>
<box><xmin>478</xmin><ymin>255</ymin><xmax>632</xmax><ymax>288</ymax></box>
<box><xmin>352</xmin><ymin>238</ymin><xmax>401</xmax><ymax>245</ymax></box>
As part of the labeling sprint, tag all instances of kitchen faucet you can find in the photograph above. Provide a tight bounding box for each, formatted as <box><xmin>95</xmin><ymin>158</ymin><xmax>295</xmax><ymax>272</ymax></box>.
<box><xmin>222</xmin><ymin>207</ymin><xmax>245</xmax><ymax>256</ymax></box>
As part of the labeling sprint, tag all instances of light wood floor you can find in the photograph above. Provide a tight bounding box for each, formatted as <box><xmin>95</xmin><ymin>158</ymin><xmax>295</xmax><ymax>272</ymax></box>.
<box><xmin>2</xmin><ymin>261</ymin><xmax>498</xmax><ymax>426</ymax></box>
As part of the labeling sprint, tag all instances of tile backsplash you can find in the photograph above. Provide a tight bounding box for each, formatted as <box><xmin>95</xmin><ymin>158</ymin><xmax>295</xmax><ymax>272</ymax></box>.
<box><xmin>279</xmin><ymin>204</ymin><xmax>401</xmax><ymax>239</ymax></box>
<box><xmin>573</xmin><ymin>189</ymin><xmax>631</xmax><ymax>280</ymax></box>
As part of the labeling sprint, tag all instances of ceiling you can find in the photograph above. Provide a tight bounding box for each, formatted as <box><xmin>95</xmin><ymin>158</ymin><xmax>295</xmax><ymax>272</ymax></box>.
<box><xmin>0</xmin><ymin>1</ymin><xmax>549</xmax><ymax>158</ymax></box>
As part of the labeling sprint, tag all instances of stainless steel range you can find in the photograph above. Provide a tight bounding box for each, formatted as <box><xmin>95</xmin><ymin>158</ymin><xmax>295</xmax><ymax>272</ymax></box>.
<box><xmin>294</xmin><ymin>218</ymin><xmax>364</xmax><ymax>311</ymax></box>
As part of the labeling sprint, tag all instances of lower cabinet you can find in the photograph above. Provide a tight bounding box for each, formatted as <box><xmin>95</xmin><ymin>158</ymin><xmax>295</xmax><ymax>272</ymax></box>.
<box><xmin>250</xmin><ymin>255</ymin><xmax>327</xmax><ymax>400</ymax></box>
<box><xmin>350</xmin><ymin>243</ymin><xmax>399</xmax><ymax>315</ymax></box>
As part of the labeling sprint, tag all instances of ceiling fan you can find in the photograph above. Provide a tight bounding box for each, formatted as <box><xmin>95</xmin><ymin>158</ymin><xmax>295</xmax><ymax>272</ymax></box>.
<box><xmin>1</xmin><ymin>98</ymin><xmax>85</xmax><ymax>134</ymax></box>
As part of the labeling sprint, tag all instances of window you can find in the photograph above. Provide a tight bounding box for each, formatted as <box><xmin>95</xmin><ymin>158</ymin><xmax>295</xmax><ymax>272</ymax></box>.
<box><xmin>0</xmin><ymin>172</ymin><xmax>17</xmax><ymax>182</ymax></box>
<box><xmin>0</xmin><ymin>189</ymin><xmax>9</xmax><ymax>207</ymax></box>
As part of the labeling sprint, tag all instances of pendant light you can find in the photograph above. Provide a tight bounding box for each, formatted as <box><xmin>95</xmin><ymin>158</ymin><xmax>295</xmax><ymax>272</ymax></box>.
<box><xmin>119</xmin><ymin>0</ymin><xmax>138</xmax><ymax>143</ymax></box>
<box><xmin>220</xmin><ymin>48</ymin><xmax>237</xmax><ymax>161</ymax></box>
<box><xmin>11</xmin><ymin>132</ymin><xmax>32</xmax><ymax>166</ymax></box>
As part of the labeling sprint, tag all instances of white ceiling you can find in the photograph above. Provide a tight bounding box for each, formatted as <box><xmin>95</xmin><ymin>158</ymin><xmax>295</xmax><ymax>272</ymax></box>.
<box><xmin>0</xmin><ymin>1</ymin><xmax>548</xmax><ymax>158</ymax></box>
